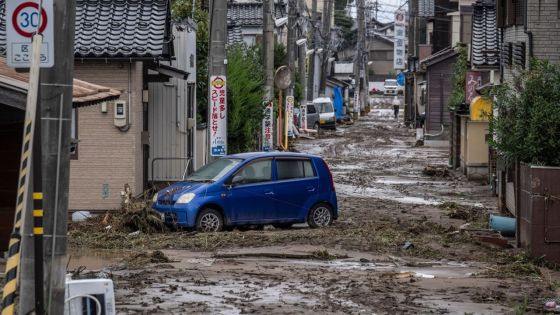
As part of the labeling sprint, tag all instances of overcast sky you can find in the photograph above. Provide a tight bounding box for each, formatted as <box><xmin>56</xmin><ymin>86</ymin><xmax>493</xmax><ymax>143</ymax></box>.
<box><xmin>345</xmin><ymin>0</ymin><xmax>408</xmax><ymax>23</ymax></box>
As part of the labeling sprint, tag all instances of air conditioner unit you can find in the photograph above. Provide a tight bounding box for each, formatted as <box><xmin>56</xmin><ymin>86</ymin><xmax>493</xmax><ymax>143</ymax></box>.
<box><xmin>65</xmin><ymin>275</ymin><xmax>116</xmax><ymax>315</ymax></box>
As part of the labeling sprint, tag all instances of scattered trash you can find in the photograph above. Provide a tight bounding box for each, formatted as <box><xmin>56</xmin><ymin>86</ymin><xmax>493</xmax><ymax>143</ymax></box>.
<box><xmin>475</xmin><ymin>235</ymin><xmax>512</xmax><ymax>248</ymax></box>
<box><xmin>402</xmin><ymin>241</ymin><xmax>415</xmax><ymax>250</ymax></box>
<box><xmin>415</xmin><ymin>273</ymin><xmax>435</xmax><ymax>279</ymax></box>
<box><xmin>489</xmin><ymin>214</ymin><xmax>516</xmax><ymax>237</ymax></box>
<box><xmin>105</xmin><ymin>225</ymin><xmax>112</xmax><ymax>231</ymax></box>
<box><xmin>359</xmin><ymin>258</ymin><xmax>370</xmax><ymax>263</ymax></box>
<box><xmin>422</xmin><ymin>165</ymin><xmax>449</xmax><ymax>177</ymax></box>
<box><xmin>127</xmin><ymin>230</ymin><xmax>140</xmax><ymax>237</ymax></box>
<box><xmin>545</xmin><ymin>300</ymin><xmax>556</xmax><ymax>308</ymax></box>
<box><xmin>473</xmin><ymin>203</ymin><xmax>484</xmax><ymax>208</ymax></box>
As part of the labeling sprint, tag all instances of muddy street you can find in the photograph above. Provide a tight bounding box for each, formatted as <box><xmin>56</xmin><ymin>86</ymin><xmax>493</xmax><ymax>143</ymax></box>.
<box><xmin>67</xmin><ymin>99</ymin><xmax>559</xmax><ymax>314</ymax></box>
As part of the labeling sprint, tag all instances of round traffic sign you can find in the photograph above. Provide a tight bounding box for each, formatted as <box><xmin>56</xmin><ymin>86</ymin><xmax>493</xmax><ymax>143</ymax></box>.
<box><xmin>12</xmin><ymin>2</ymin><xmax>48</xmax><ymax>38</ymax></box>
<box><xmin>396</xmin><ymin>72</ymin><xmax>405</xmax><ymax>86</ymax></box>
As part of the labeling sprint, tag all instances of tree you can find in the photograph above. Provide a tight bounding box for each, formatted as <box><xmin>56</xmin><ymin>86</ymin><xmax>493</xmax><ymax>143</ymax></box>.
<box><xmin>227</xmin><ymin>44</ymin><xmax>265</xmax><ymax>153</ymax></box>
<box><xmin>489</xmin><ymin>59</ymin><xmax>560</xmax><ymax>166</ymax></box>
<box><xmin>172</xmin><ymin>0</ymin><xmax>209</xmax><ymax>122</ymax></box>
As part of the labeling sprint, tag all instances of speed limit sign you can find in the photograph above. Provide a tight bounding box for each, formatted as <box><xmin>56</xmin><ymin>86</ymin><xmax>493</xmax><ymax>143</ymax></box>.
<box><xmin>6</xmin><ymin>0</ymin><xmax>54</xmax><ymax>68</ymax></box>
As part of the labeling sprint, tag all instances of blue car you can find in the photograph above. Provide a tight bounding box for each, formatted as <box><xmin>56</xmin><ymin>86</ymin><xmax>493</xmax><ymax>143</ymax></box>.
<box><xmin>152</xmin><ymin>152</ymin><xmax>338</xmax><ymax>232</ymax></box>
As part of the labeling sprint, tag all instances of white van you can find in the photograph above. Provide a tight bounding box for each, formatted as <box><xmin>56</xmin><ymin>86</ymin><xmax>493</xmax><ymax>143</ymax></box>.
<box><xmin>313</xmin><ymin>97</ymin><xmax>336</xmax><ymax>130</ymax></box>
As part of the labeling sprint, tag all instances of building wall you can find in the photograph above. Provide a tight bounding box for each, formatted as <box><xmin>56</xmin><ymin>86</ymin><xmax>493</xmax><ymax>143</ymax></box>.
<box><xmin>367</xmin><ymin>38</ymin><xmax>394</xmax><ymax>80</ymax></box>
<box><xmin>70</xmin><ymin>61</ymin><xmax>144</xmax><ymax>211</ymax></box>
<box><xmin>502</xmin><ymin>0</ymin><xmax>560</xmax><ymax>82</ymax></box>
<box><xmin>149</xmin><ymin>25</ymin><xmax>197</xmax><ymax>180</ymax></box>
<box><xmin>425</xmin><ymin>57</ymin><xmax>456</xmax><ymax>135</ymax></box>
<box><xmin>501</xmin><ymin>25</ymin><xmax>528</xmax><ymax>82</ymax></box>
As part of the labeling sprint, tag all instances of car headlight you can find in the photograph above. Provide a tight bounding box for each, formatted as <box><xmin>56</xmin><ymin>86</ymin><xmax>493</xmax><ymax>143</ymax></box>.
<box><xmin>176</xmin><ymin>193</ymin><xmax>196</xmax><ymax>204</ymax></box>
<box><xmin>152</xmin><ymin>192</ymin><xmax>159</xmax><ymax>203</ymax></box>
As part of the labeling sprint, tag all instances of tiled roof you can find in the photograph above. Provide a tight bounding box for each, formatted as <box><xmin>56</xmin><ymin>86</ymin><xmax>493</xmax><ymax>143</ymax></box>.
<box><xmin>227</xmin><ymin>1</ymin><xmax>286</xmax><ymax>45</ymax></box>
<box><xmin>74</xmin><ymin>0</ymin><xmax>171</xmax><ymax>58</ymax></box>
<box><xmin>0</xmin><ymin>0</ymin><xmax>172</xmax><ymax>58</ymax></box>
<box><xmin>0</xmin><ymin>57</ymin><xmax>121</xmax><ymax>106</ymax></box>
<box><xmin>471</xmin><ymin>0</ymin><xmax>499</xmax><ymax>67</ymax></box>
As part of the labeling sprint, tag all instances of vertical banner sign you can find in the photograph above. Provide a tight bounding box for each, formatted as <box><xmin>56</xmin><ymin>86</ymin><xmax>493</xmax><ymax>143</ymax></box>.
<box><xmin>6</xmin><ymin>0</ymin><xmax>55</xmax><ymax>68</ymax></box>
<box><xmin>393</xmin><ymin>10</ymin><xmax>406</xmax><ymax>70</ymax></box>
<box><xmin>353</xmin><ymin>87</ymin><xmax>360</xmax><ymax>113</ymax></box>
<box><xmin>300</xmin><ymin>104</ymin><xmax>307</xmax><ymax>130</ymax></box>
<box><xmin>465</xmin><ymin>71</ymin><xmax>481</xmax><ymax>105</ymax></box>
<box><xmin>286</xmin><ymin>96</ymin><xmax>295</xmax><ymax>137</ymax></box>
<box><xmin>262</xmin><ymin>101</ymin><xmax>274</xmax><ymax>151</ymax></box>
<box><xmin>210</xmin><ymin>76</ymin><xmax>227</xmax><ymax>156</ymax></box>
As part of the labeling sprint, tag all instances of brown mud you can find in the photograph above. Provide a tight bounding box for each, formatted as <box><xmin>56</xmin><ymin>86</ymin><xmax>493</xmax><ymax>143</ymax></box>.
<box><xmin>67</xmin><ymin>99</ymin><xmax>560</xmax><ymax>314</ymax></box>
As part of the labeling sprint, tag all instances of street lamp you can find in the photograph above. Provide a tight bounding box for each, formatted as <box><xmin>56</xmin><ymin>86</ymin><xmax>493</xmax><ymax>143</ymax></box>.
<box><xmin>306</xmin><ymin>49</ymin><xmax>315</xmax><ymax>56</ymax></box>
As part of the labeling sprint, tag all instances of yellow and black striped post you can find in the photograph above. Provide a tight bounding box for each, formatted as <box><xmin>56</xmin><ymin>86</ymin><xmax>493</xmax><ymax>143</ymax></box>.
<box><xmin>32</xmin><ymin>191</ymin><xmax>44</xmax><ymax>315</ymax></box>
<box><xmin>1</xmin><ymin>120</ymin><xmax>33</xmax><ymax>315</ymax></box>
<box><xmin>2</xmin><ymin>34</ymin><xmax>44</xmax><ymax>315</ymax></box>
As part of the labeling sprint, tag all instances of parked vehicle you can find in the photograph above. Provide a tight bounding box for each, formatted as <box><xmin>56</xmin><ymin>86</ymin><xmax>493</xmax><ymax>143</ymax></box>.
<box><xmin>305</xmin><ymin>102</ymin><xmax>320</xmax><ymax>131</ymax></box>
<box><xmin>313</xmin><ymin>97</ymin><xmax>336</xmax><ymax>130</ymax></box>
<box><xmin>383</xmin><ymin>79</ymin><xmax>398</xmax><ymax>96</ymax></box>
<box><xmin>152</xmin><ymin>152</ymin><xmax>338</xmax><ymax>232</ymax></box>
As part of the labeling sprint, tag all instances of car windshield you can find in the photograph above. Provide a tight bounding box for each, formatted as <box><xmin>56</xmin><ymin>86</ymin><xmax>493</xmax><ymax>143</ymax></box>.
<box><xmin>186</xmin><ymin>158</ymin><xmax>243</xmax><ymax>182</ymax></box>
<box><xmin>384</xmin><ymin>80</ymin><xmax>397</xmax><ymax>87</ymax></box>
<box><xmin>316</xmin><ymin>102</ymin><xmax>334</xmax><ymax>113</ymax></box>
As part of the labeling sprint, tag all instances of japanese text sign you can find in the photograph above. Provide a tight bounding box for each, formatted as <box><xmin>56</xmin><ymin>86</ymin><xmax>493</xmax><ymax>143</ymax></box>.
<box><xmin>262</xmin><ymin>101</ymin><xmax>274</xmax><ymax>152</ymax></box>
<box><xmin>210</xmin><ymin>76</ymin><xmax>227</xmax><ymax>156</ymax></box>
<box><xmin>6</xmin><ymin>0</ymin><xmax>54</xmax><ymax>68</ymax></box>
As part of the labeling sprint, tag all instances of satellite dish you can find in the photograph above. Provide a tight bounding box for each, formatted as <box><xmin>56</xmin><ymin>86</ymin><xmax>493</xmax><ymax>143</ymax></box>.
<box><xmin>274</xmin><ymin>66</ymin><xmax>292</xmax><ymax>90</ymax></box>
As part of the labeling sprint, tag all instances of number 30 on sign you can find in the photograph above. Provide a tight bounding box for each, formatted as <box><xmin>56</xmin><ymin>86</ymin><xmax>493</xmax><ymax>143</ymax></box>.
<box><xmin>6</xmin><ymin>0</ymin><xmax>55</xmax><ymax>68</ymax></box>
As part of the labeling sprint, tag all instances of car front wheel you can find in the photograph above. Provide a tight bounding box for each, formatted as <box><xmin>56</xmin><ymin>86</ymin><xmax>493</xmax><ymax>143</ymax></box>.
<box><xmin>307</xmin><ymin>203</ymin><xmax>333</xmax><ymax>228</ymax></box>
<box><xmin>196</xmin><ymin>208</ymin><xmax>223</xmax><ymax>232</ymax></box>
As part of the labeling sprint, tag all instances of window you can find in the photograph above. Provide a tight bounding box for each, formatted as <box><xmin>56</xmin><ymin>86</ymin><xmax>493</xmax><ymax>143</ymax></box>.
<box><xmin>498</xmin><ymin>0</ymin><xmax>525</xmax><ymax>27</ymax></box>
<box><xmin>306</xmin><ymin>104</ymin><xmax>316</xmax><ymax>114</ymax></box>
<box><xmin>235</xmin><ymin>160</ymin><xmax>272</xmax><ymax>185</ymax></box>
<box><xmin>277</xmin><ymin>159</ymin><xmax>316</xmax><ymax>180</ymax></box>
<box><xmin>188</xmin><ymin>158</ymin><xmax>243</xmax><ymax>182</ymax></box>
<box><xmin>316</xmin><ymin>102</ymin><xmax>334</xmax><ymax>114</ymax></box>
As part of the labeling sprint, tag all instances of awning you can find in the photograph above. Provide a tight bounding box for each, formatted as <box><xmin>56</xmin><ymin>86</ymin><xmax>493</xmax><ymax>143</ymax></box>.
<box><xmin>0</xmin><ymin>57</ymin><xmax>121</xmax><ymax>110</ymax></box>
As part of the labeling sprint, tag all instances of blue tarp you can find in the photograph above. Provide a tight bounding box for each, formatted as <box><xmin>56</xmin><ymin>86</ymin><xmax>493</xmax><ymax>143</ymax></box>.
<box><xmin>333</xmin><ymin>87</ymin><xmax>344</xmax><ymax>119</ymax></box>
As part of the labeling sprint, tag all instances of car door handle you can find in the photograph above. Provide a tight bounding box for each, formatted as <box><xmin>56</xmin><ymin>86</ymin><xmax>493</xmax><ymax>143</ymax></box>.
<box><xmin>306</xmin><ymin>186</ymin><xmax>316</xmax><ymax>192</ymax></box>
<box><xmin>264</xmin><ymin>190</ymin><xmax>275</xmax><ymax>196</ymax></box>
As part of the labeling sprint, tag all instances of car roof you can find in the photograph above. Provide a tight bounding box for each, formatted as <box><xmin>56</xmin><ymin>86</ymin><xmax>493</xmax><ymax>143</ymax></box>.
<box><xmin>226</xmin><ymin>151</ymin><xmax>321</xmax><ymax>160</ymax></box>
<box><xmin>313</xmin><ymin>97</ymin><xmax>332</xmax><ymax>103</ymax></box>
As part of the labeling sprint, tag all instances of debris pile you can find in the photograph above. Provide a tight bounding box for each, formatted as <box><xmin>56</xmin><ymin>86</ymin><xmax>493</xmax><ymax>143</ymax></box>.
<box><xmin>69</xmin><ymin>185</ymin><xmax>167</xmax><ymax>234</ymax></box>
<box><xmin>422</xmin><ymin>165</ymin><xmax>450</xmax><ymax>177</ymax></box>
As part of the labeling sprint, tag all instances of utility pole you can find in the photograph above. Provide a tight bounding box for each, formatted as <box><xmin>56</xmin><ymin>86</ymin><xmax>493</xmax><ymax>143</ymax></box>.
<box><xmin>285</xmin><ymin>0</ymin><xmax>296</xmax><ymax>146</ymax></box>
<box><xmin>19</xmin><ymin>0</ymin><xmax>76</xmax><ymax>313</ymax></box>
<box><xmin>207</xmin><ymin>0</ymin><xmax>227</xmax><ymax>159</ymax></box>
<box><xmin>306</xmin><ymin>0</ymin><xmax>317</xmax><ymax>102</ymax></box>
<box><xmin>297</xmin><ymin>0</ymin><xmax>308</xmax><ymax>106</ymax></box>
<box><xmin>263</xmin><ymin>0</ymin><xmax>275</xmax><ymax>102</ymax></box>
<box><xmin>354</xmin><ymin>0</ymin><xmax>365</xmax><ymax>118</ymax></box>
<box><xmin>319</xmin><ymin>0</ymin><xmax>333</xmax><ymax>95</ymax></box>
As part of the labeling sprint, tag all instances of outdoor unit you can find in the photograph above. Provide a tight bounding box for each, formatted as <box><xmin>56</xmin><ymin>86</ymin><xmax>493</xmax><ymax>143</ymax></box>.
<box><xmin>65</xmin><ymin>276</ymin><xmax>116</xmax><ymax>315</ymax></box>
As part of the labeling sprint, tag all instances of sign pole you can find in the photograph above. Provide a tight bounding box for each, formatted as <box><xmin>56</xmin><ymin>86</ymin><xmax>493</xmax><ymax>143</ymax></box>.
<box><xmin>1</xmin><ymin>33</ymin><xmax>43</xmax><ymax>315</ymax></box>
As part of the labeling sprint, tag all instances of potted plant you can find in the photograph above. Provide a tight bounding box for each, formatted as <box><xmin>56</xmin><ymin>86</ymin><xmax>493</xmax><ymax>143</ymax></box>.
<box><xmin>489</xmin><ymin>60</ymin><xmax>560</xmax><ymax>263</ymax></box>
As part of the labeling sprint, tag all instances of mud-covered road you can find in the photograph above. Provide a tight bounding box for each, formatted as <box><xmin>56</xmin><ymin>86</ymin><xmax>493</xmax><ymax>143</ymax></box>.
<box><xmin>66</xmin><ymin>99</ymin><xmax>560</xmax><ymax>314</ymax></box>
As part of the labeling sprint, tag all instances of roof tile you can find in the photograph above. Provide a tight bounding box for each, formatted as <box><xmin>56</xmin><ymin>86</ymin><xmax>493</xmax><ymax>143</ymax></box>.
<box><xmin>0</xmin><ymin>0</ymin><xmax>171</xmax><ymax>58</ymax></box>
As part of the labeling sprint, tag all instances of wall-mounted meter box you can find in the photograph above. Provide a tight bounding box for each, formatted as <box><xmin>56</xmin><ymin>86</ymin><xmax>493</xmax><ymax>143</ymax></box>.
<box><xmin>114</xmin><ymin>101</ymin><xmax>127</xmax><ymax>127</ymax></box>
